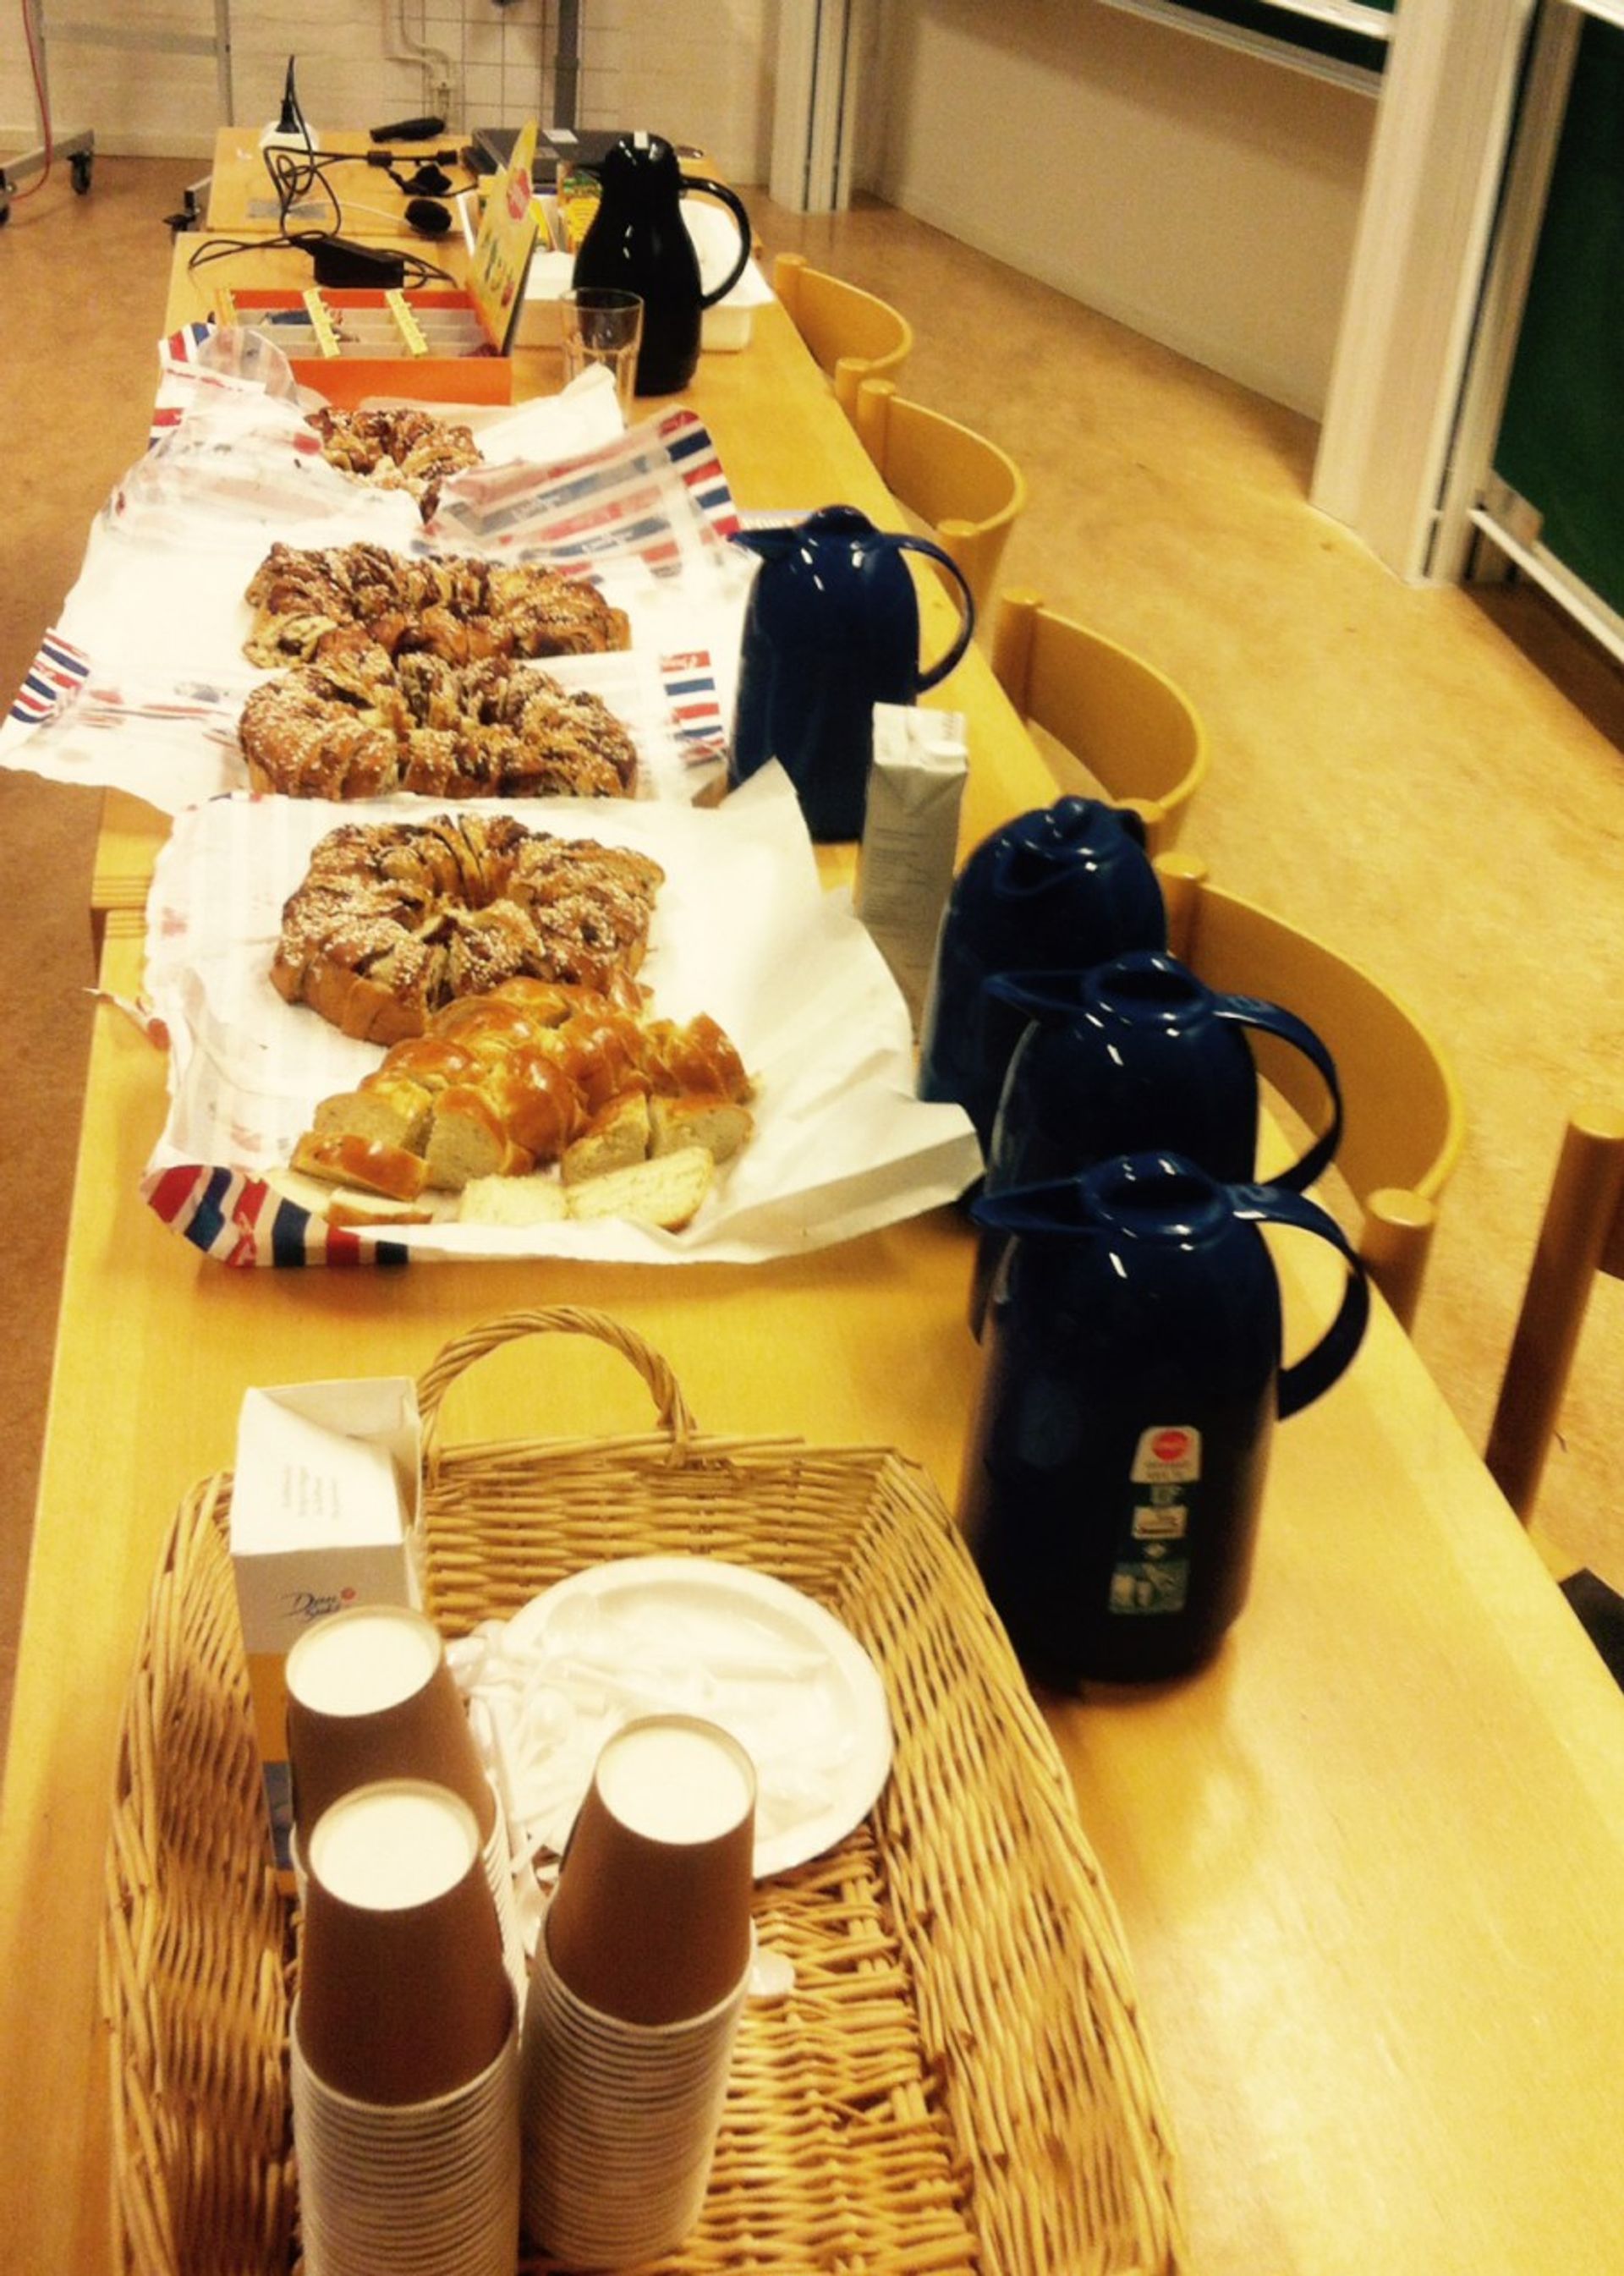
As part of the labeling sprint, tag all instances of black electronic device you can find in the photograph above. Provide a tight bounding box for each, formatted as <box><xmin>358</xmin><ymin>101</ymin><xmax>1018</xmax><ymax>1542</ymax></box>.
<box><xmin>370</xmin><ymin>114</ymin><xmax>447</xmax><ymax>143</ymax></box>
<box><xmin>310</xmin><ymin>236</ymin><xmax>409</xmax><ymax>288</ymax></box>
<box><xmin>403</xmin><ymin>198</ymin><xmax>453</xmax><ymax>239</ymax></box>
<box><xmin>404</xmin><ymin>162</ymin><xmax>453</xmax><ymax>196</ymax></box>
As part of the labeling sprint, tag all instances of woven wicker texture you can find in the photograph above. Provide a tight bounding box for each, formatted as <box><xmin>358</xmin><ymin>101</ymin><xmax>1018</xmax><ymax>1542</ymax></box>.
<box><xmin>103</xmin><ymin>1308</ymin><xmax>1188</xmax><ymax>2275</ymax></box>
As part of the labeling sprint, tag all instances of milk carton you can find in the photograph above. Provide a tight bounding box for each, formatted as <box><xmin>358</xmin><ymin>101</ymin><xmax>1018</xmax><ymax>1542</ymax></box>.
<box><xmin>231</xmin><ymin>1376</ymin><xmax>423</xmax><ymax>1887</ymax></box>
<box><xmin>853</xmin><ymin>703</ymin><xmax>969</xmax><ymax>1031</ymax></box>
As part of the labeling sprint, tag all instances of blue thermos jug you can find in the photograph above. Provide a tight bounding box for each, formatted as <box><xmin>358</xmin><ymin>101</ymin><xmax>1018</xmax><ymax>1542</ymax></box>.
<box><xmin>728</xmin><ymin>506</ymin><xmax>975</xmax><ymax>840</ymax></box>
<box><xmin>918</xmin><ymin>798</ymin><xmax>1166</xmax><ymax>1149</ymax></box>
<box><xmin>968</xmin><ymin>950</ymin><xmax>1344</xmax><ymax>1331</ymax></box>
<box><xmin>962</xmin><ymin>1152</ymin><xmax>1369</xmax><ymax>1686</ymax></box>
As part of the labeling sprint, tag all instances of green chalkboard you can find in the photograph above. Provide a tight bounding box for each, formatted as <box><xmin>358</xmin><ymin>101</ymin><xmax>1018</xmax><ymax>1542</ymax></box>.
<box><xmin>1171</xmin><ymin>2</ymin><xmax>1396</xmax><ymax>78</ymax></box>
<box><xmin>1494</xmin><ymin>16</ymin><xmax>1624</xmax><ymax>621</ymax></box>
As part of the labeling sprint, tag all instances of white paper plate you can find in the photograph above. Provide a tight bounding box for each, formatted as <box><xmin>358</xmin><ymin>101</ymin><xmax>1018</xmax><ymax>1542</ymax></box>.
<box><xmin>495</xmin><ymin>1555</ymin><xmax>893</xmax><ymax>1877</ymax></box>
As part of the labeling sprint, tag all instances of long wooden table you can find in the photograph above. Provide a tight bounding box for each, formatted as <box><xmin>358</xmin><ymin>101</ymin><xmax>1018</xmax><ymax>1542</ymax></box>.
<box><xmin>4</xmin><ymin>230</ymin><xmax>1624</xmax><ymax>2276</ymax></box>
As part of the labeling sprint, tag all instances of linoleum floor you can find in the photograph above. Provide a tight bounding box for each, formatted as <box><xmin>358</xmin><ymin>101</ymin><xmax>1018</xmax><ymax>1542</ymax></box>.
<box><xmin>2</xmin><ymin>159</ymin><xmax>1620</xmax><ymax>1751</ymax></box>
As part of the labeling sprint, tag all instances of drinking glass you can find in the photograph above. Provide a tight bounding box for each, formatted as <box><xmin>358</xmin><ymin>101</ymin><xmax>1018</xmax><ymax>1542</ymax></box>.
<box><xmin>559</xmin><ymin>287</ymin><xmax>645</xmax><ymax>423</ymax></box>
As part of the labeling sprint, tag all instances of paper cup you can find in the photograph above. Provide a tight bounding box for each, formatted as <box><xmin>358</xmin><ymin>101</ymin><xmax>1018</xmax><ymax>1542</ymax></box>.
<box><xmin>297</xmin><ymin>1780</ymin><xmax>513</xmax><ymax>2105</ymax></box>
<box><xmin>518</xmin><ymin>1898</ymin><xmax>750</xmax><ymax>2264</ymax></box>
<box><xmin>544</xmin><ymin>1715</ymin><xmax>756</xmax><ymax>2026</ymax></box>
<box><xmin>286</xmin><ymin>1604</ymin><xmax>497</xmax><ymax>1843</ymax></box>
<box><xmin>292</xmin><ymin>2017</ymin><xmax>521</xmax><ymax>2276</ymax></box>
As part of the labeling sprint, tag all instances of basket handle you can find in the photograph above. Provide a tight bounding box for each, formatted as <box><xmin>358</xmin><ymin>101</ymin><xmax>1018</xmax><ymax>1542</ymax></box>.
<box><xmin>416</xmin><ymin>1308</ymin><xmax>697</xmax><ymax>1467</ymax></box>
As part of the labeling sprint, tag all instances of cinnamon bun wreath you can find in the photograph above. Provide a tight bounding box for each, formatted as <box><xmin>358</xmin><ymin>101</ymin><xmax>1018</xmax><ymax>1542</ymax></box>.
<box><xmin>239</xmin><ymin>630</ymin><xmax>639</xmax><ymax>802</ymax></box>
<box><xmin>271</xmin><ymin>813</ymin><xmax>665</xmax><ymax>1045</ymax></box>
<box><xmin>244</xmin><ymin>541</ymin><xmax>630</xmax><ymax>669</ymax></box>
<box><xmin>305</xmin><ymin>406</ymin><xmax>483</xmax><ymax>519</ymax></box>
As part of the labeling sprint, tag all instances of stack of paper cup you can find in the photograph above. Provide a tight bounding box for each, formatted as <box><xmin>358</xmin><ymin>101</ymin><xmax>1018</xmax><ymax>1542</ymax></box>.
<box><xmin>293</xmin><ymin>1780</ymin><xmax>520</xmax><ymax>2276</ymax></box>
<box><xmin>520</xmin><ymin>1715</ymin><xmax>757</xmax><ymax>2264</ymax></box>
<box><xmin>286</xmin><ymin>1603</ymin><xmax>527</xmax><ymax>2007</ymax></box>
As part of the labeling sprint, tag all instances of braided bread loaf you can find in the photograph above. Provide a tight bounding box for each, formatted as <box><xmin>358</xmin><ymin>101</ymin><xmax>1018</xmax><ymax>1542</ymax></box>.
<box><xmin>239</xmin><ymin>628</ymin><xmax>639</xmax><ymax>801</ymax></box>
<box><xmin>271</xmin><ymin>814</ymin><xmax>665</xmax><ymax>1045</ymax></box>
<box><xmin>306</xmin><ymin>406</ymin><xmax>482</xmax><ymax>518</ymax></box>
<box><xmin>244</xmin><ymin>541</ymin><xmax>630</xmax><ymax>668</ymax></box>
<box><xmin>292</xmin><ymin>973</ymin><xmax>754</xmax><ymax>1198</ymax></box>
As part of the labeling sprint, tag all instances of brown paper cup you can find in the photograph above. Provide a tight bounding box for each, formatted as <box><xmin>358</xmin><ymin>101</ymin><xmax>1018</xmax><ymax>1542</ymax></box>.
<box><xmin>286</xmin><ymin>1604</ymin><xmax>495</xmax><ymax>1842</ymax></box>
<box><xmin>297</xmin><ymin>1780</ymin><xmax>513</xmax><ymax>2104</ymax></box>
<box><xmin>544</xmin><ymin>1716</ymin><xmax>756</xmax><ymax>2027</ymax></box>
<box><xmin>519</xmin><ymin>1902</ymin><xmax>749</xmax><ymax>2263</ymax></box>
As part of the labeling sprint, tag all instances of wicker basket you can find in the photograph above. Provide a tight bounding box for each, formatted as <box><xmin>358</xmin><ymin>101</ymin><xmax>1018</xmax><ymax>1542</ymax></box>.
<box><xmin>102</xmin><ymin>1308</ymin><xmax>1188</xmax><ymax>2276</ymax></box>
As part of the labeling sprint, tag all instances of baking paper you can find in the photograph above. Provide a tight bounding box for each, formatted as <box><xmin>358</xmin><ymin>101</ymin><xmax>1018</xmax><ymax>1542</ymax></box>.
<box><xmin>140</xmin><ymin>764</ymin><xmax>981</xmax><ymax>1266</ymax></box>
<box><xmin>2</xmin><ymin>380</ymin><xmax>755</xmax><ymax>809</ymax></box>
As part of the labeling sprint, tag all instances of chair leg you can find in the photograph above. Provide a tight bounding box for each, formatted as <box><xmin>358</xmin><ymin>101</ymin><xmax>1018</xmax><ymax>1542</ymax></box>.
<box><xmin>990</xmin><ymin>589</ymin><xmax>1041</xmax><ymax>710</ymax></box>
<box><xmin>1485</xmin><ymin>1107</ymin><xmax>1624</xmax><ymax>1521</ymax></box>
<box><xmin>1361</xmin><ymin>1188</ymin><xmax>1436</xmax><ymax>1334</ymax></box>
<box><xmin>1152</xmin><ymin>852</ymin><xmax>1206</xmax><ymax>963</ymax></box>
<box><xmin>772</xmin><ymin>250</ymin><xmax>805</xmax><ymax>327</ymax></box>
<box><xmin>854</xmin><ymin>374</ymin><xmax>893</xmax><ymax>463</ymax></box>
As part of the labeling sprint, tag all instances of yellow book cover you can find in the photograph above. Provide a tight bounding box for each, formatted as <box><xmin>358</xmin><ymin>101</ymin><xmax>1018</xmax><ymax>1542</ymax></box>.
<box><xmin>469</xmin><ymin>118</ymin><xmax>541</xmax><ymax>352</ymax></box>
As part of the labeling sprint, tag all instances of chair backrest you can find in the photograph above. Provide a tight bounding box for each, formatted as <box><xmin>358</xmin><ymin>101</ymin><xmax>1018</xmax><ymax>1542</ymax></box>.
<box><xmin>1154</xmin><ymin>853</ymin><xmax>1467</xmax><ymax>1330</ymax></box>
<box><xmin>1484</xmin><ymin>1105</ymin><xmax>1624</xmax><ymax>1521</ymax></box>
<box><xmin>991</xmin><ymin>589</ymin><xmax>1210</xmax><ymax>858</ymax></box>
<box><xmin>853</xmin><ymin>376</ymin><xmax>1029</xmax><ymax>624</ymax></box>
<box><xmin>772</xmin><ymin>251</ymin><xmax>914</xmax><ymax>418</ymax></box>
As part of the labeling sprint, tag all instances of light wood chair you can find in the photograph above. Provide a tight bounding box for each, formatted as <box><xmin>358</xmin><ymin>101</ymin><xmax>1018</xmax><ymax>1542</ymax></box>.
<box><xmin>990</xmin><ymin>589</ymin><xmax>1210</xmax><ymax>857</ymax></box>
<box><xmin>1484</xmin><ymin>1105</ymin><xmax>1624</xmax><ymax>1521</ymax></box>
<box><xmin>772</xmin><ymin>251</ymin><xmax>914</xmax><ymax>419</ymax></box>
<box><xmin>853</xmin><ymin>376</ymin><xmax>1029</xmax><ymax>623</ymax></box>
<box><xmin>1155</xmin><ymin>853</ymin><xmax>1467</xmax><ymax>1331</ymax></box>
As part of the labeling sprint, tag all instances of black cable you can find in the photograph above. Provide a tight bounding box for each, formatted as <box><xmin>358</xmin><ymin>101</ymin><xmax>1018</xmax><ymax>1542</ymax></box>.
<box><xmin>261</xmin><ymin>142</ymin><xmax>470</xmax><ymax>244</ymax></box>
<box><xmin>264</xmin><ymin>140</ymin><xmax>342</xmax><ymax>236</ymax></box>
<box><xmin>184</xmin><ymin>140</ymin><xmax>463</xmax><ymax>288</ymax></box>
<box><xmin>185</xmin><ymin>229</ymin><xmax>305</xmax><ymax>272</ymax></box>
<box><xmin>184</xmin><ymin>229</ymin><xmax>458</xmax><ymax>290</ymax></box>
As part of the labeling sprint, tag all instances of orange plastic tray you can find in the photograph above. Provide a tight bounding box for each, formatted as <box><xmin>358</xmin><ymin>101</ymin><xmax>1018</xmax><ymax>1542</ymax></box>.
<box><xmin>224</xmin><ymin>288</ymin><xmax>513</xmax><ymax>408</ymax></box>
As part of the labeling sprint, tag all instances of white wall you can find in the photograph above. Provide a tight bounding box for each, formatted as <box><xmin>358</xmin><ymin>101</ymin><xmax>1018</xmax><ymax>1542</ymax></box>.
<box><xmin>866</xmin><ymin>0</ymin><xmax>1377</xmax><ymax>418</ymax></box>
<box><xmin>0</xmin><ymin>1</ymin><xmax>776</xmax><ymax>179</ymax></box>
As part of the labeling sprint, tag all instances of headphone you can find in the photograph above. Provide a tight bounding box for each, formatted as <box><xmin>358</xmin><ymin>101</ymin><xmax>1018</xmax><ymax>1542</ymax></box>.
<box><xmin>370</xmin><ymin>155</ymin><xmax>458</xmax><ymax>235</ymax></box>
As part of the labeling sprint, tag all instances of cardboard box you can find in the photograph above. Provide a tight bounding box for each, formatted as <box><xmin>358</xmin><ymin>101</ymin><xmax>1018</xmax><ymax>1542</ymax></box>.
<box><xmin>854</xmin><ymin>705</ymin><xmax>969</xmax><ymax>1031</ymax></box>
<box><xmin>231</xmin><ymin>1375</ymin><xmax>423</xmax><ymax>1885</ymax></box>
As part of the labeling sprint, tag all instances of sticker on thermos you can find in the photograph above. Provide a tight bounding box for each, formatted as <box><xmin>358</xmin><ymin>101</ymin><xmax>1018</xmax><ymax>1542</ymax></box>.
<box><xmin>1131</xmin><ymin>1500</ymin><xmax>1188</xmax><ymax>1540</ymax></box>
<box><xmin>1129</xmin><ymin>1425</ymin><xmax>1202</xmax><ymax>1484</ymax></box>
<box><xmin>1110</xmin><ymin>1554</ymin><xmax>1190</xmax><ymax>1615</ymax></box>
